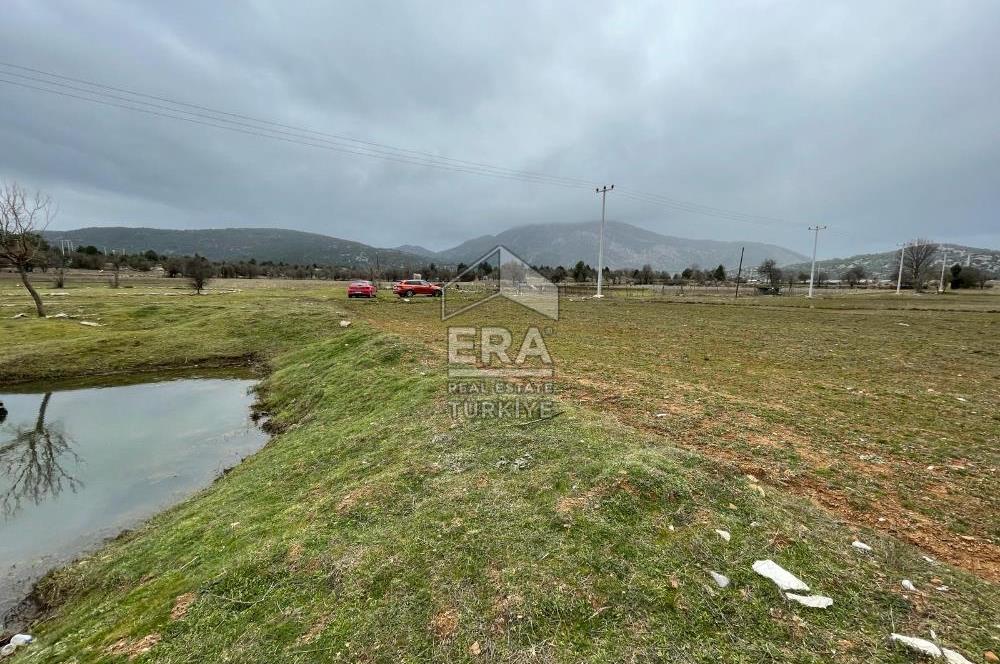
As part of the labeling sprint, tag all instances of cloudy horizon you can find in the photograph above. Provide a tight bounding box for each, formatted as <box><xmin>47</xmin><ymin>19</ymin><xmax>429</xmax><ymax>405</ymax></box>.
<box><xmin>2</xmin><ymin>1</ymin><xmax>998</xmax><ymax>258</ymax></box>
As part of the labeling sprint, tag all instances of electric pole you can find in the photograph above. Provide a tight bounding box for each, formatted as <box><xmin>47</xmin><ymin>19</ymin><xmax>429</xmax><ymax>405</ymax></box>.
<box><xmin>734</xmin><ymin>246</ymin><xmax>744</xmax><ymax>299</ymax></box>
<box><xmin>939</xmin><ymin>249</ymin><xmax>948</xmax><ymax>293</ymax></box>
<box><xmin>807</xmin><ymin>225</ymin><xmax>826</xmax><ymax>298</ymax></box>
<box><xmin>896</xmin><ymin>243</ymin><xmax>906</xmax><ymax>294</ymax></box>
<box><xmin>595</xmin><ymin>185</ymin><xmax>614</xmax><ymax>298</ymax></box>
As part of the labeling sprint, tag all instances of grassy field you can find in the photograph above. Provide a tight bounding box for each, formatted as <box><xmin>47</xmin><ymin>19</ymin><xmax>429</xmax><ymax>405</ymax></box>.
<box><xmin>1</xmin><ymin>278</ymin><xmax>997</xmax><ymax>662</ymax></box>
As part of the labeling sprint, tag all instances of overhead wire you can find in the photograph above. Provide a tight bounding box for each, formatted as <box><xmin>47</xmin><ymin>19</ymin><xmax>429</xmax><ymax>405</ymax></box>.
<box><xmin>1</xmin><ymin>61</ymin><xmax>833</xmax><ymax>234</ymax></box>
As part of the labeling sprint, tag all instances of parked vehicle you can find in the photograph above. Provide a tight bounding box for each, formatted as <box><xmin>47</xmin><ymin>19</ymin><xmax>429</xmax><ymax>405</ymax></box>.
<box><xmin>392</xmin><ymin>279</ymin><xmax>442</xmax><ymax>297</ymax></box>
<box><xmin>347</xmin><ymin>280</ymin><xmax>377</xmax><ymax>298</ymax></box>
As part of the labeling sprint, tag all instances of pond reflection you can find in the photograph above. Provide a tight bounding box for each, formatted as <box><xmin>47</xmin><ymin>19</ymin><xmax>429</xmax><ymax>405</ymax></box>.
<box><xmin>0</xmin><ymin>374</ymin><xmax>267</xmax><ymax>621</ymax></box>
<box><xmin>1</xmin><ymin>393</ymin><xmax>82</xmax><ymax>518</ymax></box>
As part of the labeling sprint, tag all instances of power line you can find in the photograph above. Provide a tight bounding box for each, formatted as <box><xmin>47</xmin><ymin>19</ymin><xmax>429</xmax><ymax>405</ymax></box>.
<box><xmin>1</xmin><ymin>61</ymin><xmax>819</xmax><ymax>231</ymax></box>
<box><xmin>0</xmin><ymin>76</ymin><xmax>591</xmax><ymax>190</ymax></box>
<box><xmin>0</xmin><ymin>63</ymin><xmax>597</xmax><ymax>191</ymax></box>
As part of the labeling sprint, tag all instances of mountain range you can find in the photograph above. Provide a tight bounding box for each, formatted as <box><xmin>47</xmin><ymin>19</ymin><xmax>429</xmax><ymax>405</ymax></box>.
<box><xmin>45</xmin><ymin>222</ymin><xmax>807</xmax><ymax>273</ymax></box>
<box><xmin>781</xmin><ymin>244</ymin><xmax>1000</xmax><ymax>279</ymax></box>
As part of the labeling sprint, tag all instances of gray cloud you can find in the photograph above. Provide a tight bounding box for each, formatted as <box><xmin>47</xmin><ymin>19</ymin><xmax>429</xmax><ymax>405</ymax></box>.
<box><xmin>1</xmin><ymin>0</ymin><xmax>998</xmax><ymax>257</ymax></box>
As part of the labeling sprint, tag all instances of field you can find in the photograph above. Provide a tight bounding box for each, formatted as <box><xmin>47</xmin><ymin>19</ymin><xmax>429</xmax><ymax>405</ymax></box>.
<box><xmin>1</xmin><ymin>276</ymin><xmax>997</xmax><ymax>662</ymax></box>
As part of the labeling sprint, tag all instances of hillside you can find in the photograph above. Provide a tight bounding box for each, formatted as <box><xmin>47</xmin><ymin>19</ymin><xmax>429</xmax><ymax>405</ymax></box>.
<box><xmin>782</xmin><ymin>244</ymin><xmax>1000</xmax><ymax>279</ymax></box>
<box><xmin>42</xmin><ymin>227</ymin><xmax>428</xmax><ymax>270</ymax></box>
<box><xmin>433</xmin><ymin>221</ymin><xmax>807</xmax><ymax>272</ymax></box>
<box><xmin>44</xmin><ymin>223</ymin><xmax>807</xmax><ymax>273</ymax></box>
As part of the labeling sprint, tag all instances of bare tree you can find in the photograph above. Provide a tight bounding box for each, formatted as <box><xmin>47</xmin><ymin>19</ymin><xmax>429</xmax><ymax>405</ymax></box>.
<box><xmin>0</xmin><ymin>182</ymin><xmax>54</xmax><ymax>317</ymax></box>
<box><xmin>841</xmin><ymin>265</ymin><xmax>866</xmax><ymax>288</ymax></box>
<box><xmin>757</xmin><ymin>258</ymin><xmax>783</xmax><ymax>287</ymax></box>
<box><xmin>904</xmin><ymin>239</ymin><xmax>939</xmax><ymax>292</ymax></box>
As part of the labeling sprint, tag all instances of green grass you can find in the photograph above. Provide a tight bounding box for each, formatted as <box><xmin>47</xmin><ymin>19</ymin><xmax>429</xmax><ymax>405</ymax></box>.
<box><xmin>2</xmin><ymin>280</ymin><xmax>998</xmax><ymax>662</ymax></box>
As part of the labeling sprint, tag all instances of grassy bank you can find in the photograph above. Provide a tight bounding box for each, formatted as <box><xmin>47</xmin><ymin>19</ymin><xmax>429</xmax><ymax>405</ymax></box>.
<box><xmin>2</xmin><ymin>281</ymin><xmax>997</xmax><ymax>661</ymax></box>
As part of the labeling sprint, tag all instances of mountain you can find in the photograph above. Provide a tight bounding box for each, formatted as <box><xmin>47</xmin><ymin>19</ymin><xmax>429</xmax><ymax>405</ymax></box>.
<box><xmin>392</xmin><ymin>244</ymin><xmax>438</xmax><ymax>258</ymax></box>
<box><xmin>44</xmin><ymin>222</ymin><xmax>809</xmax><ymax>273</ymax></box>
<box><xmin>42</xmin><ymin>227</ymin><xmax>428</xmax><ymax>270</ymax></box>
<box><xmin>432</xmin><ymin>221</ymin><xmax>808</xmax><ymax>272</ymax></box>
<box><xmin>781</xmin><ymin>244</ymin><xmax>1000</xmax><ymax>279</ymax></box>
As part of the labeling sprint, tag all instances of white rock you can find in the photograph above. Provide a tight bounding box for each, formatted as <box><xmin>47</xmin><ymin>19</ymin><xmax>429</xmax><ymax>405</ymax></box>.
<box><xmin>11</xmin><ymin>313</ymin><xmax>26</xmax><ymax>319</ymax></box>
<box><xmin>889</xmin><ymin>634</ymin><xmax>941</xmax><ymax>658</ymax></box>
<box><xmin>0</xmin><ymin>643</ymin><xmax>15</xmax><ymax>657</ymax></box>
<box><xmin>715</xmin><ymin>529</ymin><xmax>731</xmax><ymax>542</ymax></box>
<box><xmin>339</xmin><ymin>320</ymin><xmax>352</xmax><ymax>327</ymax></box>
<box><xmin>752</xmin><ymin>559</ymin><xmax>809</xmax><ymax>591</ymax></box>
<box><xmin>852</xmin><ymin>540</ymin><xmax>873</xmax><ymax>552</ymax></box>
<box><xmin>79</xmin><ymin>320</ymin><xmax>101</xmax><ymax>327</ymax></box>
<box><xmin>901</xmin><ymin>579</ymin><xmax>917</xmax><ymax>591</ymax></box>
<box><xmin>785</xmin><ymin>593</ymin><xmax>833</xmax><ymax>608</ymax></box>
<box><xmin>9</xmin><ymin>635</ymin><xmax>31</xmax><ymax>646</ymax></box>
<box><xmin>654</xmin><ymin>413</ymin><xmax>668</xmax><ymax>418</ymax></box>
<box><xmin>942</xmin><ymin>647</ymin><xmax>975</xmax><ymax>664</ymax></box>
<box><xmin>922</xmin><ymin>555</ymin><xmax>936</xmax><ymax>564</ymax></box>
<box><xmin>709</xmin><ymin>571</ymin><xmax>730</xmax><ymax>588</ymax></box>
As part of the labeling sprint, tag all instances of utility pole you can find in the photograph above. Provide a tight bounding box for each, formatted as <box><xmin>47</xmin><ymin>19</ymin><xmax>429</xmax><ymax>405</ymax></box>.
<box><xmin>896</xmin><ymin>243</ymin><xmax>906</xmax><ymax>294</ymax></box>
<box><xmin>595</xmin><ymin>185</ymin><xmax>614</xmax><ymax>298</ymax></box>
<box><xmin>734</xmin><ymin>246</ymin><xmax>744</xmax><ymax>299</ymax></box>
<box><xmin>939</xmin><ymin>250</ymin><xmax>948</xmax><ymax>293</ymax></box>
<box><xmin>807</xmin><ymin>225</ymin><xmax>827</xmax><ymax>298</ymax></box>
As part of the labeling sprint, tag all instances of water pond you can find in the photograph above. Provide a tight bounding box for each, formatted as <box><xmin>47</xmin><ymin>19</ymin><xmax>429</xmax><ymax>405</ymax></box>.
<box><xmin>0</xmin><ymin>372</ymin><xmax>267</xmax><ymax>621</ymax></box>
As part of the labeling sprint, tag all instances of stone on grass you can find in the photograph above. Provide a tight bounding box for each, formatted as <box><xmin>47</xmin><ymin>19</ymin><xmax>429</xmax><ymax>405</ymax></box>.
<box><xmin>11</xmin><ymin>313</ymin><xmax>26</xmax><ymax>319</ymax></box>
<box><xmin>852</xmin><ymin>540</ymin><xmax>873</xmax><ymax>552</ymax></box>
<box><xmin>785</xmin><ymin>593</ymin><xmax>833</xmax><ymax>608</ymax></box>
<box><xmin>942</xmin><ymin>648</ymin><xmax>975</xmax><ymax>664</ymax></box>
<box><xmin>715</xmin><ymin>529</ymin><xmax>731</xmax><ymax>542</ymax></box>
<box><xmin>709</xmin><ymin>571</ymin><xmax>730</xmax><ymax>588</ymax></box>
<box><xmin>79</xmin><ymin>320</ymin><xmax>101</xmax><ymax>327</ymax></box>
<box><xmin>752</xmin><ymin>559</ymin><xmax>809</xmax><ymax>592</ymax></box>
<box><xmin>339</xmin><ymin>320</ymin><xmax>352</xmax><ymax>327</ymax></box>
<box><xmin>901</xmin><ymin>579</ymin><xmax>917</xmax><ymax>591</ymax></box>
<box><xmin>889</xmin><ymin>634</ymin><xmax>941</xmax><ymax>658</ymax></box>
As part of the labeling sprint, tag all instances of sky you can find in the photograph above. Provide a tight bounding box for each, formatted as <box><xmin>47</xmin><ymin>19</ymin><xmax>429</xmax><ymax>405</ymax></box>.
<box><xmin>1</xmin><ymin>1</ymin><xmax>998</xmax><ymax>258</ymax></box>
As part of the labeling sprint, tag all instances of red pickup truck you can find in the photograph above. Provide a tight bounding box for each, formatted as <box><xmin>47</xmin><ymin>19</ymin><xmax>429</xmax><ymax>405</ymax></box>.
<box><xmin>393</xmin><ymin>279</ymin><xmax>442</xmax><ymax>298</ymax></box>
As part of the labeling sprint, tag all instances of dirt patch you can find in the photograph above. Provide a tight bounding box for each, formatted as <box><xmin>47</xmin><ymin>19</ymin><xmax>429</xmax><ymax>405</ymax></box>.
<box><xmin>619</xmin><ymin>389</ymin><xmax>1000</xmax><ymax>582</ymax></box>
<box><xmin>788</xmin><ymin>475</ymin><xmax>1000</xmax><ymax>582</ymax></box>
<box><xmin>555</xmin><ymin>479</ymin><xmax>639</xmax><ymax>516</ymax></box>
<box><xmin>170</xmin><ymin>592</ymin><xmax>196</xmax><ymax>620</ymax></box>
<box><xmin>430</xmin><ymin>608</ymin><xmax>459</xmax><ymax>642</ymax></box>
<box><xmin>106</xmin><ymin>633</ymin><xmax>161</xmax><ymax>659</ymax></box>
<box><xmin>296</xmin><ymin>612</ymin><xmax>333</xmax><ymax>645</ymax></box>
<box><xmin>490</xmin><ymin>594</ymin><xmax>525</xmax><ymax>635</ymax></box>
<box><xmin>337</xmin><ymin>485</ymin><xmax>376</xmax><ymax>513</ymax></box>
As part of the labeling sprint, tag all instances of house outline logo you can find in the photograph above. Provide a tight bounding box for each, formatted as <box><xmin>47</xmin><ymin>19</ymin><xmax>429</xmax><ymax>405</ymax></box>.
<box><xmin>441</xmin><ymin>245</ymin><xmax>559</xmax><ymax>320</ymax></box>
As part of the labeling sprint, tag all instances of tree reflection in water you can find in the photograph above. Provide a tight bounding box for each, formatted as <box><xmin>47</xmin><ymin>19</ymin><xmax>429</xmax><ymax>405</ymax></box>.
<box><xmin>0</xmin><ymin>392</ymin><xmax>82</xmax><ymax>518</ymax></box>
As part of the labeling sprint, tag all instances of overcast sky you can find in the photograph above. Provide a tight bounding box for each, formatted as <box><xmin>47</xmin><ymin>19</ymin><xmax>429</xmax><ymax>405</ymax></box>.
<box><xmin>1</xmin><ymin>1</ymin><xmax>998</xmax><ymax>257</ymax></box>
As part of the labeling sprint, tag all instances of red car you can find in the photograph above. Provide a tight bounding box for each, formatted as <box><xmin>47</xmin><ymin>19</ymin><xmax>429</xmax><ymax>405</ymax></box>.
<box><xmin>393</xmin><ymin>279</ymin><xmax>442</xmax><ymax>297</ymax></box>
<box><xmin>347</xmin><ymin>280</ymin><xmax>377</xmax><ymax>298</ymax></box>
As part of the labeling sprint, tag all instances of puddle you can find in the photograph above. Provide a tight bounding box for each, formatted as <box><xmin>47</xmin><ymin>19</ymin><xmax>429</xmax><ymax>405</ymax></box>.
<box><xmin>0</xmin><ymin>372</ymin><xmax>267</xmax><ymax>621</ymax></box>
